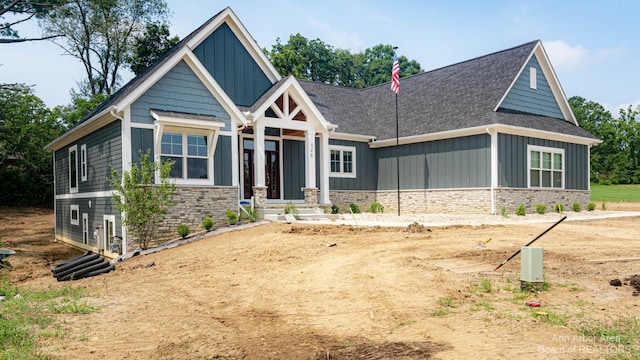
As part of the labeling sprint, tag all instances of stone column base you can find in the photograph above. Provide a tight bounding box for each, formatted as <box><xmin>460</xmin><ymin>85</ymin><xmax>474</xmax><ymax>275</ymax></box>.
<box><xmin>303</xmin><ymin>187</ymin><xmax>319</xmax><ymax>204</ymax></box>
<box><xmin>252</xmin><ymin>186</ymin><xmax>267</xmax><ymax>207</ymax></box>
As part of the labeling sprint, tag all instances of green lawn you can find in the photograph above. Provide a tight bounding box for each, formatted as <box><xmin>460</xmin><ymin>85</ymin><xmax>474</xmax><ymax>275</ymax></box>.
<box><xmin>590</xmin><ymin>184</ymin><xmax>640</xmax><ymax>202</ymax></box>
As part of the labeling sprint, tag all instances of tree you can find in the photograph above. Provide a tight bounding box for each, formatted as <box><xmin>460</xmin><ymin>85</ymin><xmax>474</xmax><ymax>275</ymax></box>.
<box><xmin>39</xmin><ymin>0</ymin><xmax>170</xmax><ymax>97</ymax></box>
<box><xmin>0</xmin><ymin>0</ymin><xmax>65</xmax><ymax>43</ymax></box>
<box><xmin>0</xmin><ymin>84</ymin><xmax>64</xmax><ymax>206</ymax></box>
<box><xmin>128</xmin><ymin>22</ymin><xmax>179</xmax><ymax>75</ymax></box>
<box><xmin>50</xmin><ymin>92</ymin><xmax>108</xmax><ymax>129</ymax></box>
<box><xmin>109</xmin><ymin>150</ymin><xmax>176</xmax><ymax>250</ymax></box>
<box><xmin>266</xmin><ymin>34</ymin><xmax>423</xmax><ymax>88</ymax></box>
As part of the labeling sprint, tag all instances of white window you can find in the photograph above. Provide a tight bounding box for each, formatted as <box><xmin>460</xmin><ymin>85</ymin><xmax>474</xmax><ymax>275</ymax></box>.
<box><xmin>528</xmin><ymin>145</ymin><xmax>564</xmax><ymax>188</ymax></box>
<box><xmin>82</xmin><ymin>213</ymin><xmax>89</xmax><ymax>244</ymax></box>
<box><xmin>161</xmin><ymin>132</ymin><xmax>210</xmax><ymax>180</ymax></box>
<box><xmin>329</xmin><ymin>145</ymin><xmax>356</xmax><ymax>178</ymax></box>
<box><xmin>529</xmin><ymin>67</ymin><xmax>537</xmax><ymax>90</ymax></box>
<box><xmin>70</xmin><ymin>205</ymin><xmax>79</xmax><ymax>225</ymax></box>
<box><xmin>103</xmin><ymin>215</ymin><xmax>116</xmax><ymax>251</ymax></box>
<box><xmin>80</xmin><ymin>144</ymin><xmax>87</xmax><ymax>182</ymax></box>
<box><xmin>69</xmin><ymin>145</ymin><xmax>78</xmax><ymax>193</ymax></box>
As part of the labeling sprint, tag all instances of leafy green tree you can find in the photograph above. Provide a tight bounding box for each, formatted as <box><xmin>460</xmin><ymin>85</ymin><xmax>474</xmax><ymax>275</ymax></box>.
<box><xmin>128</xmin><ymin>22</ymin><xmax>179</xmax><ymax>75</ymax></box>
<box><xmin>109</xmin><ymin>150</ymin><xmax>176</xmax><ymax>250</ymax></box>
<box><xmin>0</xmin><ymin>84</ymin><xmax>64</xmax><ymax>205</ymax></box>
<box><xmin>266</xmin><ymin>34</ymin><xmax>423</xmax><ymax>88</ymax></box>
<box><xmin>0</xmin><ymin>0</ymin><xmax>65</xmax><ymax>43</ymax></box>
<box><xmin>50</xmin><ymin>92</ymin><xmax>108</xmax><ymax>129</ymax></box>
<box><xmin>39</xmin><ymin>0</ymin><xmax>170</xmax><ymax>97</ymax></box>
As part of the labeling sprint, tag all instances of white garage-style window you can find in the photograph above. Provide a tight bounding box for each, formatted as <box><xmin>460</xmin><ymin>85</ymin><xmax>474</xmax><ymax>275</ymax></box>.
<box><xmin>70</xmin><ymin>204</ymin><xmax>79</xmax><ymax>225</ymax></box>
<box><xmin>528</xmin><ymin>145</ymin><xmax>564</xmax><ymax>188</ymax></box>
<box><xmin>151</xmin><ymin>110</ymin><xmax>224</xmax><ymax>185</ymax></box>
<box><xmin>329</xmin><ymin>145</ymin><xmax>356</xmax><ymax>178</ymax></box>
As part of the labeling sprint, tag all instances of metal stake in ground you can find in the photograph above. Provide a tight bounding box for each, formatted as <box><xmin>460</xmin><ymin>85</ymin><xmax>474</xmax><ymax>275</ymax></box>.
<box><xmin>494</xmin><ymin>216</ymin><xmax>567</xmax><ymax>271</ymax></box>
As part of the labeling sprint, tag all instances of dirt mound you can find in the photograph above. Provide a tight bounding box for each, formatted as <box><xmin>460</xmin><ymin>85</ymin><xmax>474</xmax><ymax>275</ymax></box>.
<box><xmin>404</xmin><ymin>221</ymin><xmax>432</xmax><ymax>233</ymax></box>
<box><xmin>313</xmin><ymin>340</ymin><xmax>449</xmax><ymax>359</ymax></box>
<box><xmin>625</xmin><ymin>274</ymin><xmax>640</xmax><ymax>295</ymax></box>
<box><xmin>284</xmin><ymin>225</ymin><xmax>389</xmax><ymax>235</ymax></box>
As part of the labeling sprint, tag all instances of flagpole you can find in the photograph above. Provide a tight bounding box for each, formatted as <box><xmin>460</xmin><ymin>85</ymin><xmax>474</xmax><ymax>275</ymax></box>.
<box><xmin>395</xmin><ymin>92</ymin><xmax>400</xmax><ymax>216</ymax></box>
<box><xmin>392</xmin><ymin>46</ymin><xmax>400</xmax><ymax>216</ymax></box>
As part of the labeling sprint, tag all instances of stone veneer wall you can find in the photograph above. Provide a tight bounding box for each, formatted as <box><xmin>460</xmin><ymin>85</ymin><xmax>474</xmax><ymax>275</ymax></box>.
<box><xmin>495</xmin><ymin>188</ymin><xmax>591</xmax><ymax>214</ymax></box>
<box><xmin>376</xmin><ymin>189</ymin><xmax>492</xmax><ymax>214</ymax></box>
<box><xmin>329</xmin><ymin>188</ymin><xmax>589</xmax><ymax>215</ymax></box>
<box><xmin>126</xmin><ymin>186</ymin><xmax>237</xmax><ymax>253</ymax></box>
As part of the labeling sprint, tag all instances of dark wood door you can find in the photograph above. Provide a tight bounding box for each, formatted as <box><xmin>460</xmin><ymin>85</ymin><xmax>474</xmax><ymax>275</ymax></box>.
<box><xmin>243</xmin><ymin>148</ymin><xmax>254</xmax><ymax>199</ymax></box>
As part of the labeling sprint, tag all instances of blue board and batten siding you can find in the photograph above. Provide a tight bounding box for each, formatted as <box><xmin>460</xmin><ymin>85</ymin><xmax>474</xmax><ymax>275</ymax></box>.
<box><xmin>193</xmin><ymin>23</ymin><xmax>272</xmax><ymax>107</ymax></box>
<box><xmin>130</xmin><ymin>60</ymin><xmax>232</xmax><ymax>131</ymax></box>
<box><xmin>376</xmin><ymin>135</ymin><xmax>491</xmax><ymax>190</ymax></box>
<box><xmin>130</xmin><ymin>128</ymin><xmax>233</xmax><ymax>186</ymax></box>
<box><xmin>498</xmin><ymin>133</ymin><xmax>589</xmax><ymax>190</ymax></box>
<box><xmin>328</xmin><ymin>139</ymin><xmax>377</xmax><ymax>191</ymax></box>
<box><xmin>499</xmin><ymin>55</ymin><xmax>564</xmax><ymax>119</ymax></box>
<box><xmin>54</xmin><ymin>120</ymin><xmax>122</xmax><ymax>246</ymax></box>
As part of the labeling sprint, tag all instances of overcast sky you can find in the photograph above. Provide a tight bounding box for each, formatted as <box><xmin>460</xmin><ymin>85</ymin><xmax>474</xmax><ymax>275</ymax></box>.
<box><xmin>2</xmin><ymin>0</ymin><xmax>638</xmax><ymax>115</ymax></box>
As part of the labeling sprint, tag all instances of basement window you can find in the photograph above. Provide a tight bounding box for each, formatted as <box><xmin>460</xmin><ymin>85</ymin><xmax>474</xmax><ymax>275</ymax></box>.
<box><xmin>528</xmin><ymin>145</ymin><xmax>563</xmax><ymax>188</ymax></box>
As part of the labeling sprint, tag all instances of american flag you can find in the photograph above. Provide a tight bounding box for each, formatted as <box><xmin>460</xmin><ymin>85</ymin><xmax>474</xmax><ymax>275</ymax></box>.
<box><xmin>391</xmin><ymin>51</ymin><xmax>400</xmax><ymax>94</ymax></box>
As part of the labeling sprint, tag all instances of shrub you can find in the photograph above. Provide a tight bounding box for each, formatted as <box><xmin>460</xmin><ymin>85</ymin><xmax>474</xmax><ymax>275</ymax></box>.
<box><xmin>587</xmin><ymin>202</ymin><xmax>596</xmax><ymax>211</ymax></box>
<box><xmin>554</xmin><ymin>203</ymin><xmax>565</xmax><ymax>213</ymax></box>
<box><xmin>201</xmin><ymin>216</ymin><xmax>214</xmax><ymax>231</ymax></box>
<box><xmin>516</xmin><ymin>204</ymin><xmax>526</xmax><ymax>216</ymax></box>
<box><xmin>239</xmin><ymin>208</ymin><xmax>256</xmax><ymax>222</ymax></box>
<box><xmin>284</xmin><ymin>202</ymin><xmax>299</xmax><ymax>220</ymax></box>
<box><xmin>226</xmin><ymin>209</ymin><xmax>238</xmax><ymax>225</ymax></box>
<box><xmin>370</xmin><ymin>201</ymin><xmax>384</xmax><ymax>213</ymax></box>
<box><xmin>500</xmin><ymin>206</ymin><xmax>509</xmax><ymax>218</ymax></box>
<box><xmin>349</xmin><ymin>203</ymin><xmax>361</xmax><ymax>214</ymax></box>
<box><xmin>572</xmin><ymin>202</ymin><xmax>581</xmax><ymax>212</ymax></box>
<box><xmin>536</xmin><ymin>203</ymin><xmax>547</xmax><ymax>215</ymax></box>
<box><xmin>177</xmin><ymin>224</ymin><xmax>190</xmax><ymax>239</ymax></box>
<box><xmin>602</xmin><ymin>201</ymin><xmax>607</xmax><ymax>210</ymax></box>
<box><xmin>331</xmin><ymin>203</ymin><xmax>340</xmax><ymax>214</ymax></box>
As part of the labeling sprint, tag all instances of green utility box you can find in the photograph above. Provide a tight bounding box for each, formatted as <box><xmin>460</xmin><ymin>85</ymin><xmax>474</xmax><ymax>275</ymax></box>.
<box><xmin>520</xmin><ymin>246</ymin><xmax>544</xmax><ymax>291</ymax></box>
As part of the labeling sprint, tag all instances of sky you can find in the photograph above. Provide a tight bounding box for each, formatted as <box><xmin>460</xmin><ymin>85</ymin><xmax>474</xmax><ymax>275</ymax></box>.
<box><xmin>2</xmin><ymin>0</ymin><xmax>639</xmax><ymax>116</ymax></box>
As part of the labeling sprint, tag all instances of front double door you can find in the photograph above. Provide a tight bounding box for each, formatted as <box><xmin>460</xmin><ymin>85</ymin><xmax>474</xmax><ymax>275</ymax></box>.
<box><xmin>243</xmin><ymin>139</ymin><xmax>280</xmax><ymax>200</ymax></box>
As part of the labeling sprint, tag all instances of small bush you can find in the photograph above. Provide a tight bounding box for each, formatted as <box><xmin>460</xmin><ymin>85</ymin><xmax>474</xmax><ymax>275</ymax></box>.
<box><xmin>500</xmin><ymin>206</ymin><xmax>509</xmax><ymax>218</ymax></box>
<box><xmin>554</xmin><ymin>203</ymin><xmax>565</xmax><ymax>213</ymax></box>
<box><xmin>516</xmin><ymin>204</ymin><xmax>526</xmax><ymax>216</ymax></box>
<box><xmin>226</xmin><ymin>209</ymin><xmax>238</xmax><ymax>225</ymax></box>
<box><xmin>284</xmin><ymin>202</ymin><xmax>299</xmax><ymax>220</ymax></box>
<box><xmin>331</xmin><ymin>203</ymin><xmax>340</xmax><ymax>214</ymax></box>
<box><xmin>201</xmin><ymin>216</ymin><xmax>214</xmax><ymax>231</ymax></box>
<box><xmin>535</xmin><ymin>204</ymin><xmax>547</xmax><ymax>215</ymax></box>
<box><xmin>349</xmin><ymin>203</ymin><xmax>361</xmax><ymax>214</ymax></box>
<box><xmin>370</xmin><ymin>201</ymin><xmax>384</xmax><ymax>213</ymax></box>
<box><xmin>239</xmin><ymin>208</ymin><xmax>256</xmax><ymax>222</ymax></box>
<box><xmin>572</xmin><ymin>202</ymin><xmax>581</xmax><ymax>212</ymax></box>
<box><xmin>587</xmin><ymin>202</ymin><xmax>596</xmax><ymax>211</ymax></box>
<box><xmin>601</xmin><ymin>201</ymin><xmax>607</xmax><ymax>210</ymax></box>
<box><xmin>177</xmin><ymin>224</ymin><xmax>190</xmax><ymax>239</ymax></box>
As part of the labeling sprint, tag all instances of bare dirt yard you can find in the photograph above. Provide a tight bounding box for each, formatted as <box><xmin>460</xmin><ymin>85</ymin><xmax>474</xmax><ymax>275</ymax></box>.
<box><xmin>1</xmin><ymin>203</ymin><xmax>640</xmax><ymax>359</ymax></box>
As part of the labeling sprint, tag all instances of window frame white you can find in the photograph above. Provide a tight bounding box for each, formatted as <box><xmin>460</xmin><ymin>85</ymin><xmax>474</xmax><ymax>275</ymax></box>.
<box><xmin>329</xmin><ymin>145</ymin><xmax>356</xmax><ymax>178</ymax></box>
<box><xmin>80</xmin><ymin>144</ymin><xmax>87</xmax><ymax>182</ymax></box>
<box><xmin>70</xmin><ymin>204</ymin><xmax>80</xmax><ymax>225</ymax></box>
<box><xmin>68</xmin><ymin>145</ymin><xmax>78</xmax><ymax>193</ymax></box>
<box><xmin>160</xmin><ymin>129</ymin><xmax>213</xmax><ymax>183</ymax></box>
<box><xmin>82</xmin><ymin>213</ymin><xmax>89</xmax><ymax>244</ymax></box>
<box><xmin>527</xmin><ymin>145</ymin><xmax>564</xmax><ymax>189</ymax></box>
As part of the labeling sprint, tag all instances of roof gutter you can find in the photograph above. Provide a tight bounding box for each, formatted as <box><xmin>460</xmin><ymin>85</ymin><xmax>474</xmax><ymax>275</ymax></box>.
<box><xmin>45</xmin><ymin>105</ymin><xmax>118</xmax><ymax>151</ymax></box>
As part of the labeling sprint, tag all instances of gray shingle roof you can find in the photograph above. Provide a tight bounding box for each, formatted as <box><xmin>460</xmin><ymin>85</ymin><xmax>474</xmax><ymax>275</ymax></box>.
<box><xmin>300</xmin><ymin>40</ymin><xmax>597</xmax><ymax>141</ymax></box>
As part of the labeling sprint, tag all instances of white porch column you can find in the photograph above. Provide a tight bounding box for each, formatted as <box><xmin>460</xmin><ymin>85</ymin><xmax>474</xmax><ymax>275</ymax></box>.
<box><xmin>304</xmin><ymin>128</ymin><xmax>316</xmax><ymax>188</ymax></box>
<box><xmin>254</xmin><ymin>122</ymin><xmax>266</xmax><ymax>187</ymax></box>
<box><xmin>318</xmin><ymin>131</ymin><xmax>330</xmax><ymax>205</ymax></box>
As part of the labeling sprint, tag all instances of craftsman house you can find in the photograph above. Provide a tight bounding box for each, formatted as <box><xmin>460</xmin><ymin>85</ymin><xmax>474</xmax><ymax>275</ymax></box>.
<box><xmin>46</xmin><ymin>7</ymin><xmax>599</xmax><ymax>256</ymax></box>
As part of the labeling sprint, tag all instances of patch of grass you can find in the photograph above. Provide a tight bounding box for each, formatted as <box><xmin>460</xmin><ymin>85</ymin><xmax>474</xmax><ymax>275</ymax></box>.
<box><xmin>0</xmin><ymin>271</ymin><xmax>98</xmax><ymax>359</ymax></box>
<box><xmin>591</xmin><ymin>184</ymin><xmax>640</xmax><ymax>202</ymax></box>
<box><xmin>471</xmin><ymin>299</ymin><xmax>496</xmax><ymax>312</ymax></box>
<box><xmin>431</xmin><ymin>296</ymin><xmax>457</xmax><ymax>317</ymax></box>
<box><xmin>578</xmin><ymin>317</ymin><xmax>640</xmax><ymax>359</ymax></box>
<box><xmin>533</xmin><ymin>309</ymin><xmax>568</xmax><ymax>326</ymax></box>
<box><xmin>479</xmin><ymin>278</ymin><xmax>493</xmax><ymax>294</ymax></box>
